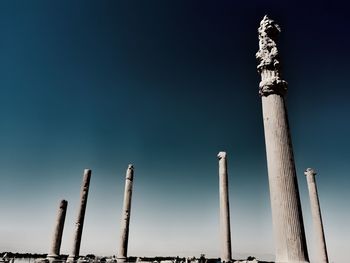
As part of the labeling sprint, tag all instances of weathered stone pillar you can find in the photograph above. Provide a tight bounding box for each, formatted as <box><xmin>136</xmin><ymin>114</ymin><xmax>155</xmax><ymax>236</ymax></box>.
<box><xmin>117</xmin><ymin>164</ymin><xmax>134</xmax><ymax>263</ymax></box>
<box><xmin>67</xmin><ymin>169</ymin><xmax>91</xmax><ymax>263</ymax></box>
<box><xmin>217</xmin><ymin>152</ymin><xmax>232</xmax><ymax>263</ymax></box>
<box><xmin>47</xmin><ymin>199</ymin><xmax>68</xmax><ymax>262</ymax></box>
<box><xmin>304</xmin><ymin>168</ymin><xmax>329</xmax><ymax>263</ymax></box>
<box><xmin>256</xmin><ymin>16</ymin><xmax>309</xmax><ymax>263</ymax></box>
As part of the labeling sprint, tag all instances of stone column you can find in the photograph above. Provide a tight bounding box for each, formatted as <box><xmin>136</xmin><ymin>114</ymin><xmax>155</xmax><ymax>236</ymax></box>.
<box><xmin>256</xmin><ymin>16</ymin><xmax>309</xmax><ymax>263</ymax></box>
<box><xmin>47</xmin><ymin>199</ymin><xmax>68</xmax><ymax>262</ymax></box>
<box><xmin>117</xmin><ymin>164</ymin><xmax>134</xmax><ymax>263</ymax></box>
<box><xmin>67</xmin><ymin>169</ymin><xmax>91</xmax><ymax>263</ymax></box>
<box><xmin>217</xmin><ymin>152</ymin><xmax>232</xmax><ymax>263</ymax></box>
<box><xmin>304</xmin><ymin>168</ymin><xmax>329</xmax><ymax>263</ymax></box>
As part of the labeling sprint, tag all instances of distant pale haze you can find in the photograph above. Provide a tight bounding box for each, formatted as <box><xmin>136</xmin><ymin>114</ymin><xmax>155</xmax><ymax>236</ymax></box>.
<box><xmin>0</xmin><ymin>1</ymin><xmax>349</xmax><ymax>263</ymax></box>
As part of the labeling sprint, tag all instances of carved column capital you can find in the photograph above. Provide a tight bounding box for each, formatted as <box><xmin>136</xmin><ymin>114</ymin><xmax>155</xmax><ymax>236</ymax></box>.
<box><xmin>217</xmin><ymin>151</ymin><xmax>227</xmax><ymax>160</ymax></box>
<box><xmin>256</xmin><ymin>15</ymin><xmax>287</xmax><ymax>97</ymax></box>
<box><xmin>305</xmin><ymin>168</ymin><xmax>317</xmax><ymax>177</ymax></box>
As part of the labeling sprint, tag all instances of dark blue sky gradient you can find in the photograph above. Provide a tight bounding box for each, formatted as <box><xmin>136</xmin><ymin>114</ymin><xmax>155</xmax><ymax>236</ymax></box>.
<box><xmin>0</xmin><ymin>1</ymin><xmax>349</xmax><ymax>262</ymax></box>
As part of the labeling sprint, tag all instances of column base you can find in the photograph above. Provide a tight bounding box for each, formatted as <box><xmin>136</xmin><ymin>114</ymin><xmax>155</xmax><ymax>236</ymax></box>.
<box><xmin>48</xmin><ymin>259</ymin><xmax>64</xmax><ymax>263</ymax></box>
<box><xmin>117</xmin><ymin>257</ymin><xmax>127</xmax><ymax>263</ymax></box>
<box><xmin>276</xmin><ymin>261</ymin><xmax>309</xmax><ymax>263</ymax></box>
<box><xmin>66</xmin><ymin>256</ymin><xmax>79</xmax><ymax>263</ymax></box>
<box><xmin>46</xmin><ymin>255</ymin><xmax>57</xmax><ymax>262</ymax></box>
<box><xmin>46</xmin><ymin>255</ymin><xmax>65</xmax><ymax>263</ymax></box>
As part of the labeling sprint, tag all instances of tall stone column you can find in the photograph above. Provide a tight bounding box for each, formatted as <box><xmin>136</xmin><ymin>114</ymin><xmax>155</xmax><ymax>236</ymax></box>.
<box><xmin>256</xmin><ymin>16</ymin><xmax>309</xmax><ymax>263</ymax></box>
<box><xmin>304</xmin><ymin>168</ymin><xmax>329</xmax><ymax>263</ymax></box>
<box><xmin>117</xmin><ymin>164</ymin><xmax>134</xmax><ymax>263</ymax></box>
<box><xmin>47</xmin><ymin>199</ymin><xmax>68</xmax><ymax>262</ymax></box>
<box><xmin>217</xmin><ymin>152</ymin><xmax>232</xmax><ymax>263</ymax></box>
<box><xmin>67</xmin><ymin>169</ymin><xmax>91</xmax><ymax>263</ymax></box>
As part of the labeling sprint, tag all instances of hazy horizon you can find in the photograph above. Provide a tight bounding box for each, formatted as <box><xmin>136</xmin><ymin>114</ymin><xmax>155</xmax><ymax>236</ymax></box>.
<box><xmin>0</xmin><ymin>1</ymin><xmax>349</xmax><ymax>263</ymax></box>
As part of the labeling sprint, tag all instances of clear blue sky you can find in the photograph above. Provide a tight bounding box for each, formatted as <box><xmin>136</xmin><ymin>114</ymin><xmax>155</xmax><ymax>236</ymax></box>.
<box><xmin>0</xmin><ymin>1</ymin><xmax>349</xmax><ymax>262</ymax></box>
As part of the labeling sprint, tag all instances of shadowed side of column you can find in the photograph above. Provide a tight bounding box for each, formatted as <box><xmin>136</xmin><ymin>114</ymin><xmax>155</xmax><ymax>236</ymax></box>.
<box><xmin>218</xmin><ymin>152</ymin><xmax>232</xmax><ymax>263</ymax></box>
<box><xmin>67</xmin><ymin>169</ymin><xmax>91</xmax><ymax>263</ymax></box>
<box><xmin>47</xmin><ymin>199</ymin><xmax>68</xmax><ymax>263</ymax></box>
<box><xmin>256</xmin><ymin>15</ymin><xmax>309</xmax><ymax>263</ymax></box>
<box><xmin>305</xmin><ymin>168</ymin><xmax>329</xmax><ymax>263</ymax></box>
<box><xmin>117</xmin><ymin>164</ymin><xmax>134</xmax><ymax>263</ymax></box>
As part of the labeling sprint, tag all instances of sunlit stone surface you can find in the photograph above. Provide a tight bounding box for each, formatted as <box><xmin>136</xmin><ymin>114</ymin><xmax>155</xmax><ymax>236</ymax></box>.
<box><xmin>218</xmin><ymin>152</ymin><xmax>232</xmax><ymax>263</ymax></box>
<box><xmin>304</xmin><ymin>168</ymin><xmax>329</xmax><ymax>263</ymax></box>
<box><xmin>46</xmin><ymin>199</ymin><xmax>68</xmax><ymax>262</ymax></box>
<box><xmin>67</xmin><ymin>169</ymin><xmax>91</xmax><ymax>263</ymax></box>
<box><xmin>256</xmin><ymin>15</ymin><xmax>309</xmax><ymax>263</ymax></box>
<box><xmin>117</xmin><ymin>164</ymin><xmax>134</xmax><ymax>263</ymax></box>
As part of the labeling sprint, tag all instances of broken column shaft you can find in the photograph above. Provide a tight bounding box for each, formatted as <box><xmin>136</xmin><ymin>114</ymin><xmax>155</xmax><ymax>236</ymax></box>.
<box><xmin>305</xmin><ymin>168</ymin><xmax>329</xmax><ymax>263</ymax></box>
<box><xmin>67</xmin><ymin>169</ymin><xmax>91</xmax><ymax>263</ymax></box>
<box><xmin>48</xmin><ymin>199</ymin><xmax>68</xmax><ymax>261</ymax></box>
<box><xmin>117</xmin><ymin>164</ymin><xmax>134</xmax><ymax>262</ymax></box>
<box><xmin>218</xmin><ymin>152</ymin><xmax>232</xmax><ymax>263</ymax></box>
